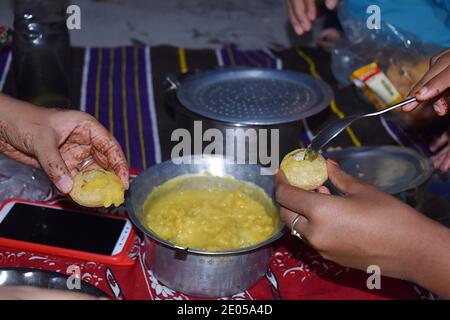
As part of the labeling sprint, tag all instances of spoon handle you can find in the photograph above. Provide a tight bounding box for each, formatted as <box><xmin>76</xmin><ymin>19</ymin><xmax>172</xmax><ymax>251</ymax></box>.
<box><xmin>365</xmin><ymin>97</ymin><xmax>417</xmax><ymax>117</ymax></box>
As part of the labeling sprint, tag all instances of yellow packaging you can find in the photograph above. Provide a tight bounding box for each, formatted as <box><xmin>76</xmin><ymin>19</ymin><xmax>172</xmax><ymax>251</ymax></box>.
<box><xmin>351</xmin><ymin>62</ymin><xmax>402</xmax><ymax>110</ymax></box>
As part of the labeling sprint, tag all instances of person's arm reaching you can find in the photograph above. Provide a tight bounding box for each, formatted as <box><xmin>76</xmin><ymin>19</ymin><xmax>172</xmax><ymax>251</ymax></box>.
<box><xmin>287</xmin><ymin>0</ymin><xmax>339</xmax><ymax>35</ymax></box>
<box><xmin>401</xmin><ymin>48</ymin><xmax>450</xmax><ymax>171</ymax></box>
<box><xmin>430</xmin><ymin>128</ymin><xmax>450</xmax><ymax>172</ymax></box>
<box><xmin>275</xmin><ymin>159</ymin><xmax>450</xmax><ymax>298</ymax></box>
<box><xmin>403</xmin><ymin>48</ymin><xmax>450</xmax><ymax>116</ymax></box>
<box><xmin>0</xmin><ymin>93</ymin><xmax>129</xmax><ymax>193</ymax></box>
<box><xmin>0</xmin><ymin>286</ymin><xmax>107</xmax><ymax>300</ymax></box>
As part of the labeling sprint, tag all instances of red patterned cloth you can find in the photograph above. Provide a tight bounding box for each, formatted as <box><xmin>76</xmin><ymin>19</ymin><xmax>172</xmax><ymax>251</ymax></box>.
<box><xmin>0</xmin><ymin>199</ymin><xmax>432</xmax><ymax>300</ymax></box>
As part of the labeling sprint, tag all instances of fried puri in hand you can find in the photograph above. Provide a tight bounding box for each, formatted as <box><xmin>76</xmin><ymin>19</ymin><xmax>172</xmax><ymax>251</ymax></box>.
<box><xmin>280</xmin><ymin>149</ymin><xmax>328</xmax><ymax>190</ymax></box>
<box><xmin>69</xmin><ymin>169</ymin><xmax>125</xmax><ymax>208</ymax></box>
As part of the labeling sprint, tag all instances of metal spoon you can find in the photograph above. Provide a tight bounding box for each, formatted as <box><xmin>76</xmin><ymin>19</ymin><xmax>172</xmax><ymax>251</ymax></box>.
<box><xmin>304</xmin><ymin>97</ymin><xmax>417</xmax><ymax>159</ymax></box>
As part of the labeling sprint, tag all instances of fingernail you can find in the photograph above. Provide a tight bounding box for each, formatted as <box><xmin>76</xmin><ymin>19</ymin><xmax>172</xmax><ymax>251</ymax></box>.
<box><xmin>402</xmin><ymin>102</ymin><xmax>419</xmax><ymax>112</ymax></box>
<box><xmin>417</xmin><ymin>87</ymin><xmax>430</xmax><ymax>98</ymax></box>
<box><xmin>433</xmin><ymin>99</ymin><xmax>448</xmax><ymax>116</ymax></box>
<box><xmin>57</xmin><ymin>175</ymin><xmax>73</xmax><ymax>194</ymax></box>
<box><xmin>433</xmin><ymin>102</ymin><xmax>444</xmax><ymax>115</ymax></box>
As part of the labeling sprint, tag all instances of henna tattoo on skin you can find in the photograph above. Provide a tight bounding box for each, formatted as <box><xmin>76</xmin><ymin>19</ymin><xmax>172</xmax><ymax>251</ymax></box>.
<box><xmin>0</xmin><ymin>99</ymin><xmax>129</xmax><ymax>188</ymax></box>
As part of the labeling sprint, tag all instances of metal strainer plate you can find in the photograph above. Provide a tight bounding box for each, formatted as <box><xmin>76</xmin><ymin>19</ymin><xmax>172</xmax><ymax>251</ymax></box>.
<box><xmin>176</xmin><ymin>68</ymin><xmax>334</xmax><ymax>125</ymax></box>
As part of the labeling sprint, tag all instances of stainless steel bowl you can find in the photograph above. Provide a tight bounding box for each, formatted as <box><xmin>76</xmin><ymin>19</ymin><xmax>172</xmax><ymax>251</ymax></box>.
<box><xmin>0</xmin><ymin>268</ymin><xmax>108</xmax><ymax>297</ymax></box>
<box><xmin>125</xmin><ymin>155</ymin><xmax>285</xmax><ymax>297</ymax></box>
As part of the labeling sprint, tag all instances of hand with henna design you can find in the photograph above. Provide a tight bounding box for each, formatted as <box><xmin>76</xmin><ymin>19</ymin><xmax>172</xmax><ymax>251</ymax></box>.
<box><xmin>0</xmin><ymin>93</ymin><xmax>129</xmax><ymax>193</ymax></box>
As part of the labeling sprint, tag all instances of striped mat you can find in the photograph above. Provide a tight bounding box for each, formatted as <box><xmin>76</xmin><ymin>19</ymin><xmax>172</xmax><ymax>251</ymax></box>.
<box><xmin>81</xmin><ymin>46</ymin><xmax>160</xmax><ymax>170</ymax></box>
<box><xmin>0</xmin><ymin>44</ymin><xmax>433</xmax><ymax>172</ymax></box>
<box><xmin>0</xmin><ymin>47</ymin><xmax>11</xmax><ymax>91</ymax></box>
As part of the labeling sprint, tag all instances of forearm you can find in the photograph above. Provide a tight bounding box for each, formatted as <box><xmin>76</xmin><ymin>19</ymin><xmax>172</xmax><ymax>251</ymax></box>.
<box><xmin>0</xmin><ymin>93</ymin><xmax>43</xmax><ymax>125</ymax></box>
<box><xmin>407</xmin><ymin>220</ymin><xmax>450</xmax><ymax>299</ymax></box>
<box><xmin>0</xmin><ymin>93</ymin><xmax>50</xmax><ymax>150</ymax></box>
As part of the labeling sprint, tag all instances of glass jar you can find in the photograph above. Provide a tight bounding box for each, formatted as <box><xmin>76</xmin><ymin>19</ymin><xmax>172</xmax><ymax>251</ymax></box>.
<box><xmin>12</xmin><ymin>0</ymin><xmax>72</xmax><ymax>108</ymax></box>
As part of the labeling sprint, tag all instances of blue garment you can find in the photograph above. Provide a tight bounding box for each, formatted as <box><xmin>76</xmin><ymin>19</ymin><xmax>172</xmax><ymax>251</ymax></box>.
<box><xmin>345</xmin><ymin>0</ymin><xmax>450</xmax><ymax>48</ymax></box>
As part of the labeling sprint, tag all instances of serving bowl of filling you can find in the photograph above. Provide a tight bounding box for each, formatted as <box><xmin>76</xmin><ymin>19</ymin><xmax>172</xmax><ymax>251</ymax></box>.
<box><xmin>125</xmin><ymin>155</ymin><xmax>284</xmax><ymax>297</ymax></box>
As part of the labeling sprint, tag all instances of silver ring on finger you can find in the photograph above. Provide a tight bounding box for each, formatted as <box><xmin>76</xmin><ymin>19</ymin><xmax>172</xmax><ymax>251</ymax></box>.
<box><xmin>77</xmin><ymin>155</ymin><xmax>94</xmax><ymax>172</ymax></box>
<box><xmin>290</xmin><ymin>215</ymin><xmax>303</xmax><ymax>240</ymax></box>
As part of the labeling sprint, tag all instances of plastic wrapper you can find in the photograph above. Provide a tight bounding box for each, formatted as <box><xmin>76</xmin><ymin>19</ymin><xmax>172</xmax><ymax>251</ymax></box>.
<box><xmin>350</xmin><ymin>61</ymin><xmax>402</xmax><ymax>109</ymax></box>
<box><xmin>0</xmin><ymin>152</ymin><xmax>54</xmax><ymax>204</ymax></box>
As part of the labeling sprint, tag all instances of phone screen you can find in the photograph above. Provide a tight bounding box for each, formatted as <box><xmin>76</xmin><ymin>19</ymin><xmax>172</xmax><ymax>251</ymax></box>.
<box><xmin>0</xmin><ymin>203</ymin><xmax>127</xmax><ymax>255</ymax></box>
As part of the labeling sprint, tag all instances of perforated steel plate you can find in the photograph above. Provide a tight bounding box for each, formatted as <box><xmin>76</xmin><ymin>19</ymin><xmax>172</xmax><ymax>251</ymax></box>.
<box><xmin>176</xmin><ymin>68</ymin><xmax>334</xmax><ymax>125</ymax></box>
<box><xmin>326</xmin><ymin>146</ymin><xmax>434</xmax><ymax>194</ymax></box>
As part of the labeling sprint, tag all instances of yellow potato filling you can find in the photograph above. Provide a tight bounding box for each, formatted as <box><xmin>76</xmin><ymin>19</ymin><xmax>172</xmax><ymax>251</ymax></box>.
<box><xmin>144</xmin><ymin>176</ymin><xmax>279</xmax><ymax>251</ymax></box>
<box><xmin>280</xmin><ymin>148</ymin><xmax>328</xmax><ymax>190</ymax></box>
<box><xmin>70</xmin><ymin>169</ymin><xmax>124</xmax><ymax>208</ymax></box>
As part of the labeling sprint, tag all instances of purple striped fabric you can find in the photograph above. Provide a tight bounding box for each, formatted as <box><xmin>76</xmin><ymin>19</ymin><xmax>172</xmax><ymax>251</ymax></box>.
<box><xmin>137</xmin><ymin>47</ymin><xmax>157</xmax><ymax>167</ymax></box>
<box><xmin>0</xmin><ymin>46</ymin><xmax>11</xmax><ymax>90</ymax></box>
<box><xmin>124</xmin><ymin>46</ymin><xmax>141</xmax><ymax>169</ymax></box>
<box><xmin>219</xmin><ymin>43</ymin><xmax>277</xmax><ymax>69</ymax></box>
<box><xmin>381</xmin><ymin>116</ymin><xmax>432</xmax><ymax>157</ymax></box>
<box><xmin>83</xmin><ymin>47</ymin><xmax>159</xmax><ymax>171</ymax></box>
<box><xmin>0</xmin><ymin>47</ymin><xmax>9</xmax><ymax>69</ymax></box>
<box><xmin>299</xmin><ymin>128</ymin><xmax>311</xmax><ymax>148</ymax></box>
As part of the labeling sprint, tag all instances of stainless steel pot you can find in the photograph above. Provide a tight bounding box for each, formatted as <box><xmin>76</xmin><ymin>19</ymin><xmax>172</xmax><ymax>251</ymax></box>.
<box><xmin>125</xmin><ymin>155</ymin><xmax>285</xmax><ymax>298</ymax></box>
<box><xmin>165</xmin><ymin>68</ymin><xmax>334</xmax><ymax>165</ymax></box>
<box><xmin>166</xmin><ymin>88</ymin><xmax>302</xmax><ymax>168</ymax></box>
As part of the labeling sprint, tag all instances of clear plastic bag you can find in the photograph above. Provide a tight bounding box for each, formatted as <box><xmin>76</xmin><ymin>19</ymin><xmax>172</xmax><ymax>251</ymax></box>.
<box><xmin>0</xmin><ymin>152</ymin><xmax>54</xmax><ymax>204</ymax></box>
<box><xmin>331</xmin><ymin>1</ymin><xmax>444</xmax><ymax>87</ymax></box>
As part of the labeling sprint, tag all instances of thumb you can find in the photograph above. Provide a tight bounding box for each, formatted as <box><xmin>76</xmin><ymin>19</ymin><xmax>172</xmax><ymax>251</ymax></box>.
<box><xmin>35</xmin><ymin>139</ymin><xmax>73</xmax><ymax>194</ymax></box>
<box><xmin>325</xmin><ymin>0</ymin><xmax>339</xmax><ymax>10</ymax></box>
<box><xmin>326</xmin><ymin>158</ymin><xmax>365</xmax><ymax>195</ymax></box>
